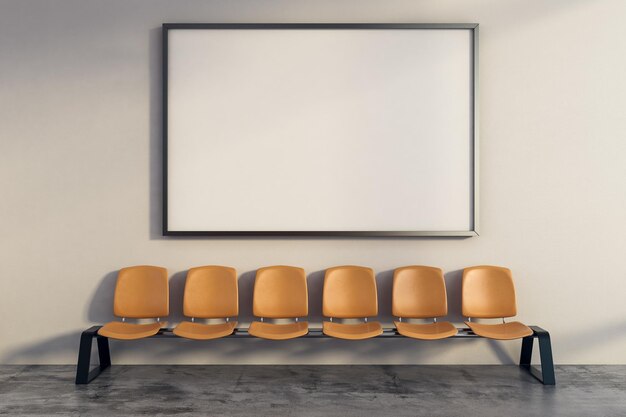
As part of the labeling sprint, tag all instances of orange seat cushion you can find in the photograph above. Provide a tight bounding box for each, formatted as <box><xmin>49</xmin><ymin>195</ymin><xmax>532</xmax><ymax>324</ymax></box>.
<box><xmin>322</xmin><ymin>321</ymin><xmax>382</xmax><ymax>340</ymax></box>
<box><xmin>173</xmin><ymin>321</ymin><xmax>237</xmax><ymax>340</ymax></box>
<box><xmin>394</xmin><ymin>321</ymin><xmax>457</xmax><ymax>340</ymax></box>
<box><xmin>248</xmin><ymin>321</ymin><xmax>308</xmax><ymax>340</ymax></box>
<box><xmin>98</xmin><ymin>321</ymin><xmax>163</xmax><ymax>340</ymax></box>
<box><xmin>465</xmin><ymin>321</ymin><xmax>533</xmax><ymax>340</ymax></box>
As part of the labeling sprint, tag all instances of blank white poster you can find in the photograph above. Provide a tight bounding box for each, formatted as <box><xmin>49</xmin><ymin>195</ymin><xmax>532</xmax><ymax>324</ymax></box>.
<box><xmin>166</xmin><ymin>27</ymin><xmax>475</xmax><ymax>233</ymax></box>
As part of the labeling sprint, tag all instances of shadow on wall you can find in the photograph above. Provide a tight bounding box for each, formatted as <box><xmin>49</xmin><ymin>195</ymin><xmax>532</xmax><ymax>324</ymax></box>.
<box><xmin>1</xmin><ymin>331</ymin><xmax>86</xmax><ymax>365</ymax></box>
<box><xmin>444</xmin><ymin>269</ymin><xmax>464</xmax><ymax>323</ymax></box>
<box><xmin>7</xmin><ymin>265</ymin><xmax>626</xmax><ymax>365</ymax></box>
<box><xmin>148</xmin><ymin>26</ymin><xmax>162</xmax><ymax>240</ymax></box>
<box><xmin>1</xmin><ymin>270</ymin><xmax>119</xmax><ymax>364</ymax></box>
<box><xmin>168</xmin><ymin>271</ymin><xmax>186</xmax><ymax>325</ymax></box>
<box><xmin>87</xmin><ymin>271</ymin><xmax>118</xmax><ymax>323</ymax></box>
<box><xmin>307</xmin><ymin>270</ymin><xmax>325</xmax><ymax>323</ymax></box>
<box><xmin>1</xmin><ymin>267</ymin><xmax>562</xmax><ymax>365</ymax></box>
<box><xmin>376</xmin><ymin>270</ymin><xmax>393</xmax><ymax>322</ymax></box>
<box><xmin>237</xmin><ymin>270</ymin><xmax>256</xmax><ymax>324</ymax></box>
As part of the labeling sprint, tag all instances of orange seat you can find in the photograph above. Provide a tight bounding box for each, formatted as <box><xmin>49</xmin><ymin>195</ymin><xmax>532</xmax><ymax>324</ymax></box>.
<box><xmin>248</xmin><ymin>321</ymin><xmax>308</xmax><ymax>340</ymax></box>
<box><xmin>322</xmin><ymin>321</ymin><xmax>382</xmax><ymax>340</ymax></box>
<box><xmin>98</xmin><ymin>266</ymin><xmax>168</xmax><ymax>340</ymax></box>
<box><xmin>394</xmin><ymin>322</ymin><xmax>458</xmax><ymax>340</ymax></box>
<box><xmin>98</xmin><ymin>322</ymin><xmax>164</xmax><ymax>339</ymax></box>
<box><xmin>248</xmin><ymin>266</ymin><xmax>309</xmax><ymax>340</ymax></box>
<box><xmin>173</xmin><ymin>266</ymin><xmax>238</xmax><ymax>340</ymax></box>
<box><xmin>322</xmin><ymin>266</ymin><xmax>382</xmax><ymax>340</ymax></box>
<box><xmin>392</xmin><ymin>266</ymin><xmax>457</xmax><ymax>340</ymax></box>
<box><xmin>174</xmin><ymin>321</ymin><xmax>237</xmax><ymax>340</ymax></box>
<box><xmin>463</xmin><ymin>321</ymin><xmax>532</xmax><ymax>340</ymax></box>
<box><xmin>462</xmin><ymin>266</ymin><xmax>533</xmax><ymax>340</ymax></box>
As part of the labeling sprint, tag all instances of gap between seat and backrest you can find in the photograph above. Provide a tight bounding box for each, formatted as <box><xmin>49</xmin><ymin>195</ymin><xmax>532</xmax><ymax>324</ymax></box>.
<box><xmin>253</xmin><ymin>265</ymin><xmax>308</xmax><ymax>319</ymax></box>
<box><xmin>392</xmin><ymin>265</ymin><xmax>448</xmax><ymax>319</ymax></box>
<box><xmin>462</xmin><ymin>265</ymin><xmax>517</xmax><ymax>319</ymax></box>
<box><xmin>323</xmin><ymin>265</ymin><xmax>378</xmax><ymax>318</ymax></box>
<box><xmin>183</xmin><ymin>265</ymin><xmax>238</xmax><ymax>319</ymax></box>
<box><xmin>113</xmin><ymin>265</ymin><xmax>169</xmax><ymax>319</ymax></box>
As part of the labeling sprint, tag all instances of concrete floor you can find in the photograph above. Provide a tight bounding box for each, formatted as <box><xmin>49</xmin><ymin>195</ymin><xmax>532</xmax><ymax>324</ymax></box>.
<box><xmin>0</xmin><ymin>365</ymin><xmax>624</xmax><ymax>416</ymax></box>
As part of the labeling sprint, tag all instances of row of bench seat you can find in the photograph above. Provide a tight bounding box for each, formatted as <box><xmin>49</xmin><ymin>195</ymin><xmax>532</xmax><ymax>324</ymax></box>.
<box><xmin>98</xmin><ymin>264</ymin><xmax>533</xmax><ymax>342</ymax></box>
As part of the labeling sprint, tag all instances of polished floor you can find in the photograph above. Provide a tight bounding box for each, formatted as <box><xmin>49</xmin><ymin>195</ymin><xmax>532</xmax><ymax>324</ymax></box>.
<box><xmin>0</xmin><ymin>365</ymin><xmax>624</xmax><ymax>416</ymax></box>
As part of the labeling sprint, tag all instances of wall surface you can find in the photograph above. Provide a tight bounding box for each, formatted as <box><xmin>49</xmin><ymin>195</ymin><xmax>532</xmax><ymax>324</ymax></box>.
<box><xmin>1</xmin><ymin>0</ymin><xmax>625</xmax><ymax>365</ymax></box>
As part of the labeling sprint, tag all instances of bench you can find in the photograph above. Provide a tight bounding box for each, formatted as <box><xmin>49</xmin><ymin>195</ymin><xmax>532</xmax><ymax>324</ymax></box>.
<box><xmin>76</xmin><ymin>265</ymin><xmax>555</xmax><ymax>385</ymax></box>
<box><xmin>76</xmin><ymin>324</ymin><xmax>554</xmax><ymax>385</ymax></box>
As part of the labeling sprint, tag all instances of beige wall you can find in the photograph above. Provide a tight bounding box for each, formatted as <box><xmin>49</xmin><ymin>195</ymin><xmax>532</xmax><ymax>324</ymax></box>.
<box><xmin>1</xmin><ymin>0</ymin><xmax>625</xmax><ymax>365</ymax></box>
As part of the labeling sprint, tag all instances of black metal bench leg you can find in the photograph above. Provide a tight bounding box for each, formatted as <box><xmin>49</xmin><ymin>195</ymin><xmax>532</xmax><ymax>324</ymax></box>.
<box><xmin>536</xmin><ymin>327</ymin><xmax>555</xmax><ymax>385</ymax></box>
<box><xmin>519</xmin><ymin>335</ymin><xmax>533</xmax><ymax>368</ymax></box>
<box><xmin>519</xmin><ymin>326</ymin><xmax>555</xmax><ymax>385</ymax></box>
<box><xmin>97</xmin><ymin>335</ymin><xmax>111</xmax><ymax>369</ymax></box>
<box><xmin>75</xmin><ymin>326</ymin><xmax>111</xmax><ymax>385</ymax></box>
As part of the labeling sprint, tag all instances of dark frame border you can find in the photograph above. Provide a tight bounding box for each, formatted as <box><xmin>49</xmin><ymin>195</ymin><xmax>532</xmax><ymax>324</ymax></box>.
<box><xmin>162</xmin><ymin>23</ymin><xmax>479</xmax><ymax>237</ymax></box>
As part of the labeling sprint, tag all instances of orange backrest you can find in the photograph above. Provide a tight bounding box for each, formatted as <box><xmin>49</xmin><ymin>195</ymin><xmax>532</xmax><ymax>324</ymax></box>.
<box><xmin>183</xmin><ymin>266</ymin><xmax>238</xmax><ymax>318</ymax></box>
<box><xmin>113</xmin><ymin>265</ymin><xmax>169</xmax><ymax>318</ymax></box>
<box><xmin>323</xmin><ymin>266</ymin><xmax>378</xmax><ymax>318</ymax></box>
<box><xmin>253</xmin><ymin>266</ymin><xmax>308</xmax><ymax>318</ymax></box>
<box><xmin>393</xmin><ymin>266</ymin><xmax>447</xmax><ymax>318</ymax></box>
<box><xmin>462</xmin><ymin>265</ymin><xmax>518</xmax><ymax>318</ymax></box>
